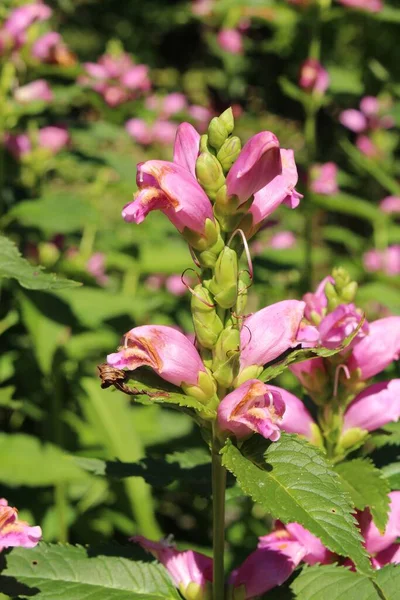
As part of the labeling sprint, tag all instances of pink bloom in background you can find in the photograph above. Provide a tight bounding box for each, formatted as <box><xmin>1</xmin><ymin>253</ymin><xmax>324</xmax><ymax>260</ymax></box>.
<box><xmin>87</xmin><ymin>253</ymin><xmax>108</xmax><ymax>286</ymax></box>
<box><xmin>336</xmin><ymin>0</ymin><xmax>383</xmax><ymax>12</ymax></box>
<box><xmin>217</xmin><ymin>28</ymin><xmax>243</xmax><ymax>54</ymax></box>
<box><xmin>4</xmin><ymin>132</ymin><xmax>32</xmax><ymax>159</ymax></box>
<box><xmin>226</xmin><ymin>131</ymin><xmax>282</xmax><ymax>205</ymax></box>
<box><xmin>310</xmin><ymin>162</ymin><xmax>338</xmax><ymax>195</ymax></box>
<box><xmin>299</xmin><ymin>59</ymin><xmax>329</xmax><ymax>95</ymax></box>
<box><xmin>240</xmin><ymin>300</ymin><xmax>318</xmax><ymax>372</ymax></box>
<box><xmin>166</xmin><ymin>275</ymin><xmax>187</xmax><ymax>296</ymax></box>
<box><xmin>340</xmin><ymin>96</ymin><xmax>393</xmax><ymax>157</ymax></box>
<box><xmin>31</xmin><ymin>32</ymin><xmax>60</xmax><ymax>61</ymax></box>
<box><xmin>125</xmin><ymin>118</ymin><xmax>153</xmax><ymax>145</ymax></box>
<box><xmin>14</xmin><ymin>79</ymin><xmax>53</xmax><ymax>103</ymax></box>
<box><xmin>356</xmin><ymin>135</ymin><xmax>378</xmax><ymax>157</ymax></box>
<box><xmin>188</xmin><ymin>105</ymin><xmax>213</xmax><ymax>131</ymax></box>
<box><xmin>343</xmin><ymin>379</ymin><xmax>400</xmax><ymax>434</ymax></box>
<box><xmin>317</xmin><ymin>303</ymin><xmax>368</xmax><ymax>349</ymax></box>
<box><xmin>107</xmin><ymin>324</ymin><xmax>206</xmax><ymax>387</ymax></box>
<box><xmin>0</xmin><ymin>498</ymin><xmax>42</xmax><ymax>552</ymax></box>
<box><xmin>152</xmin><ymin>120</ymin><xmax>178</xmax><ymax>146</ymax></box>
<box><xmin>380</xmin><ymin>196</ymin><xmax>400</xmax><ymax>214</ymax></box>
<box><xmin>348</xmin><ymin>316</ymin><xmax>400</xmax><ymax>380</ymax></box>
<box><xmin>0</xmin><ymin>2</ymin><xmax>51</xmax><ymax>53</ymax></box>
<box><xmin>192</xmin><ymin>0</ymin><xmax>214</xmax><ymax>16</ymax></box>
<box><xmin>218</xmin><ymin>379</ymin><xmax>285</xmax><ymax>441</ymax></box>
<box><xmin>122</xmin><ymin>159</ymin><xmax>214</xmax><ymax>238</ymax></box>
<box><xmin>38</xmin><ymin>125</ymin><xmax>69</xmax><ymax>153</ymax></box>
<box><xmin>248</xmin><ymin>149</ymin><xmax>302</xmax><ymax>231</ymax></box>
<box><xmin>363</xmin><ymin>246</ymin><xmax>400</xmax><ymax>276</ymax></box>
<box><xmin>132</xmin><ymin>536</ymin><xmax>213</xmax><ymax>596</ymax></box>
<box><xmin>269</xmin><ymin>231</ymin><xmax>296</xmax><ymax>249</ymax></box>
<box><xmin>162</xmin><ymin>93</ymin><xmax>187</xmax><ymax>117</ymax></box>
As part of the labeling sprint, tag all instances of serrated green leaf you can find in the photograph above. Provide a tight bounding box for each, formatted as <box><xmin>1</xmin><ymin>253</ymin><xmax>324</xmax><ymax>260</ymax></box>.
<box><xmin>375</xmin><ymin>564</ymin><xmax>400</xmax><ymax>598</ymax></box>
<box><xmin>0</xmin><ymin>434</ymin><xmax>86</xmax><ymax>486</ymax></box>
<box><xmin>291</xmin><ymin>565</ymin><xmax>378</xmax><ymax>600</ymax></box>
<box><xmin>370</xmin><ymin>421</ymin><xmax>400</xmax><ymax>449</ymax></box>
<box><xmin>0</xmin><ymin>543</ymin><xmax>181</xmax><ymax>599</ymax></box>
<box><xmin>382</xmin><ymin>462</ymin><xmax>400</xmax><ymax>490</ymax></box>
<box><xmin>0</xmin><ymin>235</ymin><xmax>79</xmax><ymax>290</ymax></box>
<box><xmin>221</xmin><ymin>435</ymin><xmax>370</xmax><ymax>573</ymax></box>
<box><xmin>335</xmin><ymin>459</ymin><xmax>390</xmax><ymax>533</ymax></box>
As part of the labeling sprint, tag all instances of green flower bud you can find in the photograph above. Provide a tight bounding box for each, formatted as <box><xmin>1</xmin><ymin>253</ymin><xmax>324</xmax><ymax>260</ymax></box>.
<box><xmin>197</xmin><ymin>233</ymin><xmax>225</xmax><ymax>268</ymax></box>
<box><xmin>234</xmin><ymin>364</ymin><xmax>263</xmax><ymax>387</ymax></box>
<box><xmin>336</xmin><ymin>427</ymin><xmax>368</xmax><ymax>455</ymax></box>
<box><xmin>38</xmin><ymin>242</ymin><xmax>60</xmax><ymax>267</ymax></box>
<box><xmin>183</xmin><ymin>218</ymin><xmax>222</xmax><ymax>253</ymax></box>
<box><xmin>199</xmin><ymin>134</ymin><xmax>212</xmax><ymax>154</ymax></box>
<box><xmin>182</xmin><ymin>369</ymin><xmax>217</xmax><ymax>406</ymax></box>
<box><xmin>208</xmin><ymin>117</ymin><xmax>229</xmax><ymax>151</ymax></box>
<box><xmin>208</xmin><ymin>247</ymin><xmax>238</xmax><ymax>309</ymax></box>
<box><xmin>191</xmin><ymin>284</ymin><xmax>224</xmax><ymax>349</ymax></box>
<box><xmin>341</xmin><ymin>281</ymin><xmax>358</xmax><ymax>303</ymax></box>
<box><xmin>309</xmin><ymin>423</ymin><xmax>325</xmax><ymax>449</ymax></box>
<box><xmin>218</xmin><ymin>107</ymin><xmax>234</xmax><ymax>135</ymax></box>
<box><xmin>180</xmin><ymin>581</ymin><xmax>212</xmax><ymax>600</ymax></box>
<box><xmin>217</xmin><ymin>136</ymin><xmax>242</xmax><ymax>173</ymax></box>
<box><xmin>196</xmin><ymin>152</ymin><xmax>226</xmax><ymax>200</ymax></box>
<box><xmin>212</xmin><ymin>326</ymin><xmax>240</xmax><ymax>387</ymax></box>
<box><xmin>235</xmin><ymin>274</ymin><xmax>248</xmax><ymax>316</ymax></box>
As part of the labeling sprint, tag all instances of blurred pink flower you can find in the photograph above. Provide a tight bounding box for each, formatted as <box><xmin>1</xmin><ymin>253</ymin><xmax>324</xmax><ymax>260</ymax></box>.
<box><xmin>0</xmin><ymin>498</ymin><xmax>42</xmax><ymax>552</ymax></box>
<box><xmin>162</xmin><ymin>93</ymin><xmax>187</xmax><ymax>117</ymax></box>
<box><xmin>4</xmin><ymin>132</ymin><xmax>32</xmax><ymax>159</ymax></box>
<box><xmin>31</xmin><ymin>32</ymin><xmax>66</xmax><ymax>63</ymax></box>
<box><xmin>217</xmin><ymin>28</ymin><xmax>243</xmax><ymax>54</ymax></box>
<box><xmin>363</xmin><ymin>246</ymin><xmax>400</xmax><ymax>276</ymax></box>
<box><xmin>166</xmin><ymin>274</ymin><xmax>187</xmax><ymax>296</ymax></box>
<box><xmin>310</xmin><ymin>162</ymin><xmax>338</xmax><ymax>195</ymax></box>
<box><xmin>380</xmin><ymin>196</ymin><xmax>400</xmax><ymax>214</ymax></box>
<box><xmin>336</xmin><ymin>0</ymin><xmax>383</xmax><ymax>12</ymax></box>
<box><xmin>87</xmin><ymin>252</ymin><xmax>108</xmax><ymax>286</ymax></box>
<box><xmin>269</xmin><ymin>231</ymin><xmax>296</xmax><ymax>249</ymax></box>
<box><xmin>299</xmin><ymin>59</ymin><xmax>329</xmax><ymax>94</ymax></box>
<box><xmin>356</xmin><ymin>134</ymin><xmax>379</xmax><ymax>157</ymax></box>
<box><xmin>340</xmin><ymin>96</ymin><xmax>393</xmax><ymax>157</ymax></box>
<box><xmin>14</xmin><ymin>79</ymin><xmax>53</xmax><ymax>103</ymax></box>
<box><xmin>152</xmin><ymin>120</ymin><xmax>178</xmax><ymax>146</ymax></box>
<box><xmin>125</xmin><ymin>118</ymin><xmax>153</xmax><ymax>145</ymax></box>
<box><xmin>0</xmin><ymin>2</ymin><xmax>51</xmax><ymax>53</ymax></box>
<box><xmin>107</xmin><ymin>325</ymin><xmax>206</xmax><ymax>387</ymax></box>
<box><xmin>188</xmin><ymin>105</ymin><xmax>213</xmax><ymax>127</ymax></box>
<box><xmin>38</xmin><ymin>125</ymin><xmax>69</xmax><ymax>153</ymax></box>
<box><xmin>218</xmin><ymin>379</ymin><xmax>285</xmax><ymax>441</ymax></box>
<box><xmin>192</xmin><ymin>0</ymin><xmax>214</xmax><ymax>16</ymax></box>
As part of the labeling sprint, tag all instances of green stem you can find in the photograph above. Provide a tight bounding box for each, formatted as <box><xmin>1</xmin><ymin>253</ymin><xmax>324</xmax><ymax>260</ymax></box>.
<box><xmin>55</xmin><ymin>483</ymin><xmax>68</xmax><ymax>543</ymax></box>
<box><xmin>212</xmin><ymin>428</ymin><xmax>227</xmax><ymax>600</ymax></box>
<box><xmin>52</xmin><ymin>362</ymin><xmax>69</xmax><ymax>542</ymax></box>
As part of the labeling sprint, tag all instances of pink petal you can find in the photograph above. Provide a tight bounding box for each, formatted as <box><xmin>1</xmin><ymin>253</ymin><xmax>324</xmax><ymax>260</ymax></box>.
<box><xmin>343</xmin><ymin>379</ymin><xmax>400</xmax><ymax>433</ymax></box>
<box><xmin>173</xmin><ymin>122</ymin><xmax>200</xmax><ymax>177</ymax></box>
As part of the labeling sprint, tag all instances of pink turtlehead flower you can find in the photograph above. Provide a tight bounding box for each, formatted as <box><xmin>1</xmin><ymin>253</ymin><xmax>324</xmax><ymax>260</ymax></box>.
<box><xmin>259</xmin><ymin>522</ymin><xmax>334</xmax><ymax>566</ymax></box>
<box><xmin>336</xmin><ymin>0</ymin><xmax>383</xmax><ymax>12</ymax></box>
<box><xmin>218</xmin><ymin>379</ymin><xmax>285</xmax><ymax>441</ymax></box>
<box><xmin>38</xmin><ymin>125</ymin><xmax>69</xmax><ymax>153</ymax></box>
<box><xmin>0</xmin><ymin>2</ymin><xmax>51</xmax><ymax>53</ymax></box>
<box><xmin>380</xmin><ymin>196</ymin><xmax>400</xmax><ymax>214</ymax></box>
<box><xmin>152</xmin><ymin>120</ymin><xmax>178</xmax><ymax>146</ymax></box>
<box><xmin>14</xmin><ymin>79</ymin><xmax>53</xmax><ymax>103</ymax></box>
<box><xmin>269</xmin><ymin>231</ymin><xmax>296</xmax><ymax>249</ymax></box>
<box><xmin>363</xmin><ymin>246</ymin><xmax>400</xmax><ymax>276</ymax></box>
<box><xmin>343</xmin><ymin>379</ymin><xmax>400</xmax><ymax>434</ymax></box>
<box><xmin>318</xmin><ymin>303</ymin><xmax>368</xmax><ymax>349</ymax></box>
<box><xmin>268</xmin><ymin>385</ymin><xmax>316</xmax><ymax>441</ymax></box>
<box><xmin>87</xmin><ymin>253</ymin><xmax>108</xmax><ymax>286</ymax></box>
<box><xmin>303</xmin><ymin>275</ymin><xmax>334</xmax><ymax>322</ymax></box>
<box><xmin>173</xmin><ymin>122</ymin><xmax>200</xmax><ymax>177</ymax></box>
<box><xmin>248</xmin><ymin>149</ymin><xmax>302</xmax><ymax>232</ymax></box>
<box><xmin>299</xmin><ymin>59</ymin><xmax>329</xmax><ymax>95</ymax></box>
<box><xmin>240</xmin><ymin>300</ymin><xmax>318</xmax><ymax>372</ymax></box>
<box><xmin>226</xmin><ymin>131</ymin><xmax>282</xmax><ymax>205</ymax></box>
<box><xmin>358</xmin><ymin>493</ymin><xmax>400</xmax><ymax>568</ymax></box>
<box><xmin>107</xmin><ymin>325</ymin><xmax>206</xmax><ymax>387</ymax></box>
<box><xmin>348</xmin><ymin>316</ymin><xmax>400</xmax><ymax>379</ymax></box>
<box><xmin>0</xmin><ymin>498</ymin><xmax>42</xmax><ymax>552</ymax></box>
<box><xmin>289</xmin><ymin>357</ymin><xmax>327</xmax><ymax>395</ymax></box>
<box><xmin>310</xmin><ymin>162</ymin><xmax>338</xmax><ymax>195</ymax></box>
<box><xmin>132</xmin><ymin>536</ymin><xmax>213</xmax><ymax>598</ymax></box>
<box><xmin>125</xmin><ymin>118</ymin><xmax>153</xmax><ymax>145</ymax></box>
<box><xmin>340</xmin><ymin>109</ymin><xmax>368</xmax><ymax>133</ymax></box>
<box><xmin>31</xmin><ymin>31</ymin><xmax>63</xmax><ymax>62</ymax></box>
<box><xmin>217</xmin><ymin>28</ymin><xmax>243</xmax><ymax>54</ymax></box>
<box><xmin>122</xmin><ymin>160</ymin><xmax>214</xmax><ymax>238</ymax></box>
<box><xmin>162</xmin><ymin>93</ymin><xmax>187</xmax><ymax>117</ymax></box>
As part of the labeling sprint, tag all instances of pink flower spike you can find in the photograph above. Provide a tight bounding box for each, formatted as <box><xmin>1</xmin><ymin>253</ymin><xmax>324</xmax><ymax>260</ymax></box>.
<box><xmin>343</xmin><ymin>379</ymin><xmax>400</xmax><ymax>433</ymax></box>
<box><xmin>14</xmin><ymin>79</ymin><xmax>53</xmax><ymax>103</ymax></box>
<box><xmin>348</xmin><ymin>316</ymin><xmax>400</xmax><ymax>380</ymax></box>
<box><xmin>268</xmin><ymin>385</ymin><xmax>316</xmax><ymax>440</ymax></box>
<box><xmin>240</xmin><ymin>300</ymin><xmax>314</xmax><ymax>371</ymax></box>
<box><xmin>249</xmin><ymin>149</ymin><xmax>302</xmax><ymax>228</ymax></box>
<box><xmin>0</xmin><ymin>498</ymin><xmax>42</xmax><ymax>552</ymax></box>
<box><xmin>359</xmin><ymin>492</ymin><xmax>400</xmax><ymax>556</ymax></box>
<box><xmin>38</xmin><ymin>125</ymin><xmax>69</xmax><ymax>154</ymax></box>
<box><xmin>132</xmin><ymin>535</ymin><xmax>213</xmax><ymax>594</ymax></box>
<box><xmin>173</xmin><ymin>122</ymin><xmax>200</xmax><ymax>177</ymax></box>
<box><xmin>318</xmin><ymin>304</ymin><xmax>368</xmax><ymax>349</ymax></box>
<box><xmin>380</xmin><ymin>196</ymin><xmax>400</xmax><ymax>214</ymax></box>
<box><xmin>107</xmin><ymin>324</ymin><xmax>206</xmax><ymax>387</ymax></box>
<box><xmin>339</xmin><ymin>109</ymin><xmax>367</xmax><ymax>133</ymax></box>
<box><xmin>218</xmin><ymin>379</ymin><xmax>285</xmax><ymax>441</ymax></box>
<box><xmin>122</xmin><ymin>160</ymin><xmax>214</xmax><ymax>237</ymax></box>
<box><xmin>310</xmin><ymin>162</ymin><xmax>339</xmax><ymax>196</ymax></box>
<box><xmin>299</xmin><ymin>59</ymin><xmax>329</xmax><ymax>95</ymax></box>
<box><xmin>121</xmin><ymin>65</ymin><xmax>151</xmax><ymax>91</ymax></box>
<box><xmin>217</xmin><ymin>28</ymin><xmax>243</xmax><ymax>54</ymax></box>
<box><xmin>226</xmin><ymin>131</ymin><xmax>282</xmax><ymax>205</ymax></box>
<box><xmin>230</xmin><ymin>546</ymin><xmax>301</xmax><ymax>598</ymax></box>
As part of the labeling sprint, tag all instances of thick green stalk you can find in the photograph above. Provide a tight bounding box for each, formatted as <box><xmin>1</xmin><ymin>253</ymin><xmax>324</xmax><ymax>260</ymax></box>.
<box><xmin>212</xmin><ymin>426</ymin><xmax>227</xmax><ymax>600</ymax></box>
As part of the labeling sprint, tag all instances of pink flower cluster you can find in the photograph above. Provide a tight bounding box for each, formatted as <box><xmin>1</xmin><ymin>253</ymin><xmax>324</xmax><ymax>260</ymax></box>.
<box><xmin>81</xmin><ymin>53</ymin><xmax>151</xmax><ymax>107</ymax></box>
<box><xmin>0</xmin><ymin>498</ymin><xmax>41</xmax><ymax>552</ymax></box>
<box><xmin>340</xmin><ymin>96</ymin><xmax>394</xmax><ymax>157</ymax></box>
<box><xmin>299</xmin><ymin>59</ymin><xmax>329</xmax><ymax>95</ymax></box>
<box><xmin>363</xmin><ymin>245</ymin><xmax>400</xmax><ymax>277</ymax></box>
<box><xmin>5</xmin><ymin>125</ymin><xmax>70</xmax><ymax>160</ymax></box>
<box><xmin>310</xmin><ymin>162</ymin><xmax>339</xmax><ymax>195</ymax></box>
<box><xmin>133</xmin><ymin>492</ymin><xmax>400</xmax><ymax>598</ymax></box>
